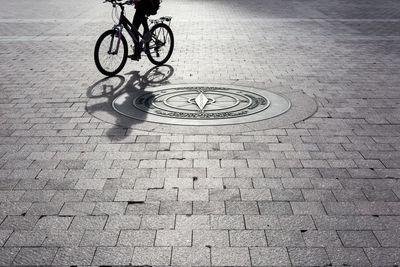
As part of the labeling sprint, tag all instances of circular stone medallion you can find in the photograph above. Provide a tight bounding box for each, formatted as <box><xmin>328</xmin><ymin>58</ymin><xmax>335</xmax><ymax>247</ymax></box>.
<box><xmin>112</xmin><ymin>84</ymin><xmax>291</xmax><ymax>126</ymax></box>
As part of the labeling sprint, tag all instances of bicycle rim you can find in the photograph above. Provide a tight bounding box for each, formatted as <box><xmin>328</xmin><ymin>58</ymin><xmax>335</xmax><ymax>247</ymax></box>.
<box><xmin>95</xmin><ymin>30</ymin><xmax>127</xmax><ymax>76</ymax></box>
<box><xmin>146</xmin><ymin>24</ymin><xmax>174</xmax><ymax>65</ymax></box>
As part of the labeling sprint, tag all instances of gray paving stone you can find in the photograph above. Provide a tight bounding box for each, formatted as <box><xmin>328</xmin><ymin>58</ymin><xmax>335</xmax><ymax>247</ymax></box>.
<box><xmin>159</xmin><ymin>201</ymin><xmax>192</xmax><ymax>215</ymax></box>
<box><xmin>291</xmin><ymin>201</ymin><xmax>326</xmax><ymax>215</ymax></box>
<box><xmin>92</xmin><ymin>247</ymin><xmax>133</xmax><ymax>266</ymax></box>
<box><xmin>172</xmin><ymin>246</ymin><xmax>210</xmax><ymax>266</ymax></box>
<box><xmin>244</xmin><ymin>215</ymin><xmax>281</xmax><ymax>230</ymax></box>
<box><xmin>266</xmin><ymin>230</ymin><xmax>305</xmax><ymax>247</ymax></box>
<box><xmin>118</xmin><ymin>230</ymin><xmax>156</xmax><ymax>246</ymax></box>
<box><xmin>125</xmin><ymin>201</ymin><xmax>160</xmax><ymax>215</ymax></box>
<box><xmin>0</xmin><ymin>215</ymin><xmax>39</xmax><ymax>230</ymax></box>
<box><xmin>211</xmin><ymin>215</ymin><xmax>245</xmax><ymax>230</ymax></box>
<box><xmin>288</xmin><ymin>247</ymin><xmax>331</xmax><ymax>266</ymax></box>
<box><xmin>193</xmin><ymin>201</ymin><xmax>225</xmax><ymax>214</ymax></box>
<box><xmin>131</xmin><ymin>247</ymin><xmax>171</xmax><ymax>266</ymax></box>
<box><xmin>338</xmin><ymin>230</ymin><xmax>380</xmax><ymax>247</ymax></box>
<box><xmin>226</xmin><ymin>201</ymin><xmax>259</xmax><ymax>214</ymax></box>
<box><xmin>230</xmin><ymin>230</ymin><xmax>267</xmax><ymax>246</ymax></box>
<box><xmin>13</xmin><ymin>247</ymin><xmax>57</xmax><ymax>265</ymax></box>
<box><xmin>365</xmin><ymin>248</ymin><xmax>400</xmax><ymax>266</ymax></box>
<box><xmin>59</xmin><ymin>202</ymin><xmax>95</xmax><ymax>215</ymax></box>
<box><xmin>279</xmin><ymin>215</ymin><xmax>316</xmax><ymax>230</ymax></box>
<box><xmin>141</xmin><ymin>215</ymin><xmax>175</xmax><ymax>229</ymax></box>
<box><xmin>210</xmin><ymin>189</ymin><xmax>240</xmax><ymax>201</ymax></box>
<box><xmin>193</xmin><ymin>229</ymin><xmax>229</xmax><ymax>247</ymax></box>
<box><xmin>250</xmin><ymin>247</ymin><xmax>291</xmax><ymax>266</ymax></box>
<box><xmin>271</xmin><ymin>189</ymin><xmax>304</xmax><ymax>201</ymax></box>
<box><xmin>0</xmin><ymin>248</ymin><xmax>19</xmax><ymax>265</ymax></box>
<box><xmin>155</xmin><ymin>229</ymin><xmax>192</xmax><ymax>246</ymax></box>
<box><xmin>176</xmin><ymin>215</ymin><xmax>210</xmax><ymax>230</ymax></box>
<box><xmin>105</xmin><ymin>215</ymin><xmax>141</xmax><ymax>230</ymax></box>
<box><xmin>42</xmin><ymin>230</ymin><xmax>84</xmax><ymax>247</ymax></box>
<box><xmin>5</xmin><ymin>231</ymin><xmax>46</xmax><ymax>247</ymax></box>
<box><xmin>92</xmin><ymin>201</ymin><xmax>127</xmax><ymax>215</ymax></box>
<box><xmin>34</xmin><ymin>215</ymin><xmax>72</xmax><ymax>230</ymax></box>
<box><xmin>211</xmin><ymin>247</ymin><xmax>251</xmax><ymax>266</ymax></box>
<box><xmin>0</xmin><ymin>230</ymin><xmax>12</xmax><ymax>246</ymax></box>
<box><xmin>326</xmin><ymin>247</ymin><xmax>371</xmax><ymax>266</ymax></box>
<box><xmin>52</xmin><ymin>247</ymin><xmax>95</xmax><ymax>266</ymax></box>
<box><xmin>258</xmin><ymin>201</ymin><xmax>293</xmax><ymax>215</ymax></box>
<box><xmin>70</xmin><ymin>216</ymin><xmax>107</xmax><ymax>230</ymax></box>
<box><xmin>302</xmin><ymin>230</ymin><xmax>342</xmax><ymax>247</ymax></box>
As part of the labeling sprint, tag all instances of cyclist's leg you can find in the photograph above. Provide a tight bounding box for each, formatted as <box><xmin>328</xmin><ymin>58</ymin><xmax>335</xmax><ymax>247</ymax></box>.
<box><xmin>131</xmin><ymin>7</ymin><xmax>147</xmax><ymax>59</ymax></box>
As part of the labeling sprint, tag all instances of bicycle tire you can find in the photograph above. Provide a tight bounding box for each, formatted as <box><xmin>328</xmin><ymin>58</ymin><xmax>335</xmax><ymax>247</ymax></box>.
<box><xmin>94</xmin><ymin>29</ymin><xmax>128</xmax><ymax>76</ymax></box>
<box><xmin>145</xmin><ymin>23</ymin><xmax>174</xmax><ymax>66</ymax></box>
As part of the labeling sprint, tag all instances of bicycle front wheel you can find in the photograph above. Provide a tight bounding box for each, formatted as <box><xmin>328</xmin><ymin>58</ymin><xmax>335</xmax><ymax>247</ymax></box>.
<box><xmin>94</xmin><ymin>29</ymin><xmax>128</xmax><ymax>76</ymax></box>
<box><xmin>146</xmin><ymin>23</ymin><xmax>174</xmax><ymax>66</ymax></box>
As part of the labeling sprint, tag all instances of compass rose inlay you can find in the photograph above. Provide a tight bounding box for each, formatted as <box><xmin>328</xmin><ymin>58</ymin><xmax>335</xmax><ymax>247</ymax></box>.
<box><xmin>111</xmin><ymin>84</ymin><xmax>292</xmax><ymax>126</ymax></box>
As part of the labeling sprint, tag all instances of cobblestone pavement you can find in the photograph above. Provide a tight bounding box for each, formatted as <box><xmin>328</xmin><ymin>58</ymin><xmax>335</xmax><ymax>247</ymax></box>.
<box><xmin>1</xmin><ymin>0</ymin><xmax>400</xmax><ymax>265</ymax></box>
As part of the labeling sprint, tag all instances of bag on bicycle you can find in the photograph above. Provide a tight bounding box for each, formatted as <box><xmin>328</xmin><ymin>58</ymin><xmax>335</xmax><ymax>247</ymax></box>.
<box><xmin>146</xmin><ymin>0</ymin><xmax>160</xmax><ymax>15</ymax></box>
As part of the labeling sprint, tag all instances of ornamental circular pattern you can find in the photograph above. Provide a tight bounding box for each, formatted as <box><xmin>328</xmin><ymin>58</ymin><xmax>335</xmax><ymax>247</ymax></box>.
<box><xmin>111</xmin><ymin>84</ymin><xmax>290</xmax><ymax>126</ymax></box>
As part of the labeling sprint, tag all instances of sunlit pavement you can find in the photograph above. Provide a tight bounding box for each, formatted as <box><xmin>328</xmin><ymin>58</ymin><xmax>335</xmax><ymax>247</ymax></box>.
<box><xmin>1</xmin><ymin>0</ymin><xmax>400</xmax><ymax>265</ymax></box>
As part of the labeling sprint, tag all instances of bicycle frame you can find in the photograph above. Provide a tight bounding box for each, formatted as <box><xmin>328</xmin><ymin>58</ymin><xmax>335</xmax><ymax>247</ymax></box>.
<box><xmin>108</xmin><ymin>4</ymin><xmax>144</xmax><ymax>54</ymax></box>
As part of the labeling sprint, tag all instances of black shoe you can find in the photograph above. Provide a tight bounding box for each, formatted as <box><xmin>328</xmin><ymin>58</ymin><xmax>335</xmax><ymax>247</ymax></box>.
<box><xmin>129</xmin><ymin>53</ymin><xmax>141</xmax><ymax>61</ymax></box>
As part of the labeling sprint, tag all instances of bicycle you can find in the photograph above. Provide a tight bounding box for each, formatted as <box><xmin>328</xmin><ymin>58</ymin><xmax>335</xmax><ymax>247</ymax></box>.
<box><xmin>94</xmin><ymin>0</ymin><xmax>174</xmax><ymax>76</ymax></box>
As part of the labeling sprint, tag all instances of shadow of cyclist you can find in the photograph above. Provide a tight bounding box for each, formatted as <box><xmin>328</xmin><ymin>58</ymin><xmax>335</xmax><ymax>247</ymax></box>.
<box><xmin>86</xmin><ymin>65</ymin><xmax>174</xmax><ymax>141</ymax></box>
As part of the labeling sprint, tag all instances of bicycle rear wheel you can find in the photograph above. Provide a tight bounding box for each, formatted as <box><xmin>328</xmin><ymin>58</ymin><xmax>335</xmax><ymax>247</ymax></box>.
<box><xmin>94</xmin><ymin>29</ymin><xmax>128</xmax><ymax>76</ymax></box>
<box><xmin>145</xmin><ymin>23</ymin><xmax>174</xmax><ymax>66</ymax></box>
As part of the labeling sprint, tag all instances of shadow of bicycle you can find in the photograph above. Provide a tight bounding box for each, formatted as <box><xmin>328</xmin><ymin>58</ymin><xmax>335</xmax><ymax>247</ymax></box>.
<box><xmin>86</xmin><ymin>65</ymin><xmax>174</xmax><ymax>140</ymax></box>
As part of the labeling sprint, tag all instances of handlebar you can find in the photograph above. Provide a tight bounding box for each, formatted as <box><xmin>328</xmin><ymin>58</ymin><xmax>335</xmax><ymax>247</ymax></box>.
<box><xmin>103</xmin><ymin>0</ymin><xmax>133</xmax><ymax>7</ymax></box>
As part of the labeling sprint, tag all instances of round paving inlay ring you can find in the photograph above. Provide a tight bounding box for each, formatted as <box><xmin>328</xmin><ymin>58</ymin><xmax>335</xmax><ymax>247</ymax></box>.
<box><xmin>112</xmin><ymin>84</ymin><xmax>290</xmax><ymax>126</ymax></box>
<box><xmin>86</xmin><ymin>82</ymin><xmax>317</xmax><ymax>134</ymax></box>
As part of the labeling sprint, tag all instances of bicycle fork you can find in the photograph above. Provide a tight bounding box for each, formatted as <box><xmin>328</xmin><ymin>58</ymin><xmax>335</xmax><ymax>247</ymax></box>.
<box><xmin>108</xmin><ymin>25</ymin><xmax>123</xmax><ymax>55</ymax></box>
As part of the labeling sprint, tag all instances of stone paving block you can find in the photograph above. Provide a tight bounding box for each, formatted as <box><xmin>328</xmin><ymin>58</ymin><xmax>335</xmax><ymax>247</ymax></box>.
<box><xmin>364</xmin><ymin>248</ymin><xmax>400</xmax><ymax>266</ymax></box>
<box><xmin>159</xmin><ymin>201</ymin><xmax>192</xmax><ymax>215</ymax></box>
<box><xmin>313</xmin><ymin>215</ymin><xmax>385</xmax><ymax>231</ymax></box>
<box><xmin>51</xmin><ymin>189</ymin><xmax>86</xmax><ymax>203</ymax></box>
<box><xmin>105</xmin><ymin>215</ymin><xmax>141</xmax><ymax>230</ymax></box>
<box><xmin>114</xmin><ymin>189</ymin><xmax>146</xmax><ymax>202</ymax></box>
<box><xmin>194</xmin><ymin>178</ymin><xmax>224</xmax><ymax>189</ymax></box>
<box><xmin>70</xmin><ymin>216</ymin><xmax>107</xmax><ymax>230</ymax></box>
<box><xmin>211</xmin><ymin>247</ymin><xmax>251</xmax><ymax>266</ymax></box>
<box><xmin>20</xmin><ymin>189</ymin><xmax>56</xmax><ymax>202</ymax></box>
<box><xmin>211</xmin><ymin>215</ymin><xmax>245</xmax><ymax>230</ymax></box>
<box><xmin>258</xmin><ymin>201</ymin><xmax>293</xmax><ymax>216</ymax></box>
<box><xmin>302</xmin><ymin>189</ymin><xmax>336</xmax><ymax>201</ymax></box>
<box><xmin>118</xmin><ymin>230</ymin><xmax>156</xmax><ymax>246</ymax></box>
<box><xmin>374</xmin><ymin>230</ymin><xmax>400</xmax><ymax>247</ymax></box>
<box><xmin>27</xmin><ymin>202</ymin><xmax>63</xmax><ymax>216</ymax></box>
<box><xmin>250</xmin><ymin>247</ymin><xmax>291</xmax><ymax>266</ymax></box>
<box><xmin>266</xmin><ymin>230</ymin><xmax>305</xmax><ymax>247</ymax></box>
<box><xmin>79</xmin><ymin>230</ymin><xmax>119</xmax><ymax>246</ymax></box>
<box><xmin>52</xmin><ymin>247</ymin><xmax>95</xmax><ymax>266</ymax></box>
<box><xmin>74</xmin><ymin>178</ymin><xmax>106</xmax><ymax>190</ymax></box>
<box><xmin>155</xmin><ymin>229</ymin><xmax>192</xmax><ymax>246</ymax></box>
<box><xmin>363</xmin><ymin>189</ymin><xmax>399</xmax><ymax>201</ymax></box>
<box><xmin>179</xmin><ymin>189</ymin><xmax>209</xmax><ymax>201</ymax></box>
<box><xmin>92</xmin><ymin>247</ymin><xmax>133</xmax><ymax>266</ymax></box>
<box><xmin>240</xmin><ymin>188</ymin><xmax>272</xmax><ymax>201</ymax></box>
<box><xmin>226</xmin><ymin>201</ymin><xmax>259</xmax><ymax>214</ymax></box>
<box><xmin>326</xmin><ymin>247</ymin><xmax>371</xmax><ymax>266</ymax></box>
<box><xmin>271</xmin><ymin>189</ymin><xmax>304</xmax><ymax>201</ymax></box>
<box><xmin>235</xmin><ymin>167</ymin><xmax>264</xmax><ymax>178</ymax></box>
<box><xmin>172</xmin><ymin>246</ymin><xmax>210</xmax><ymax>265</ymax></box>
<box><xmin>302</xmin><ymin>230</ymin><xmax>342</xmax><ymax>247</ymax></box>
<box><xmin>230</xmin><ymin>230</ymin><xmax>267</xmax><ymax>246</ymax></box>
<box><xmin>193</xmin><ymin>201</ymin><xmax>225</xmax><ymax>214</ymax></box>
<box><xmin>223</xmin><ymin>178</ymin><xmax>253</xmax><ymax>188</ymax></box>
<box><xmin>176</xmin><ymin>215</ymin><xmax>210</xmax><ymax>230</ymax></box>
<box><xmin>0</xmin><ymin>215</ymin><xmax>39</xmax><ymax>230</ymax></box>
<box><xmin>131</xmin><ymin>247</ymin><xmax>171</xmax><ymax>266</ymax></box>
<box><xmin>338</xmin><ymin>230</ymin><xmax>380</xmax><ymax>247</ymax></box>
<box><xmin>92</xmin><ymin>201</ymin><xmax>127</xmax><ymax>215</ymax></box>
<box><xmin>134</xmin><ymin>177</ymin><xmax>165</xmax><ymax>190</ymax></box>
<box><xmin>193</xmin><ymin>229</ymin><xmax>229</xmax><ymax>247</ymax></box>
<box><xmin>207</xmin><ymin>167</ymin><xmax>235</xmax><ymax>178</ymax></box>
<box><xmin>141</xmin><ymin>215</ymin><xmax>175</xmax><ymax>229</ymax></box>
<box><xmin>332</xmin><ymin>189</ymin><xmax>367</xmax><ymax>201</ymax></box>
<box><xmin>210</xmin><ymin>189</ymin><xmax>240</xmax><ymax>201</ymax></box>
<box><xmin>126</xmin><ymin>201</ymin><xmax>160</xmax><ymax>215</ymax></box>
<box><xmin>146</xmin><ymin>189</ymin><xmax>177</xmax><ymax>201</ymax></box>
<box><xmin>13</xmin><ymin>247</ymin><xmax>57</xmax><ymax>265</ymax></box>
<box><xmin>288</xmin><ymin>247</ymin><xmax>331</xmax><ymax>266</ymax></box>
<box><xmin>244</xmin><ymin>215</ymin><xmax>281</xmax><ymax>230</ymax></box>
<box><xmin>323</xmin><ymin>201</ymin><xmax>359</xmax><ymax>215</ymax></box>
<box><xmin>0</xmin><ymin>248</ymin><xmax>19</xmax><ymax>266</ymax></box>
<box><xmin>291</xmin><ymin>201</ymin><xmax>326</xmax><ymax>215</ymax></box>
<box><xmin>5</xmin><ymin>231</ymin><xmax>46</xmax><ymax>247</ymax></box>
<box><xmin>42</xmin><ymin>230</ymin><xmax>83</xmax><ymax>247</ymax></box>
<box><xmin>179</xmin><ymin>167</ymin><xmax>207</xmax><ymax>178</ymax></box>
<box><xmin>263</xmin><ymin>168</ymin><xmax>293</xmax><ymax>178</ymax></box>
<box><xmin>0</xmin><ymin>230</ymin><xmax>12</xmax><ymax>246</ymax></box>
<box><xmin>34</xmin><ymin>215</ymin><xmax>72</xmax><ymax>230</ymax></box>
<box><xmin>279</xmin><ymin>215</ymin><xmax>316</xmax><ymax>230</ymax></box>
<box><xmin>59</xmin><ymin>202</ymin><xmax>95</xmax><ymax>216</ymax></box>
<box><xmin>164</xmin><ymin>177</ymin><xmax>193</xmax><ymax>189</ymax></box>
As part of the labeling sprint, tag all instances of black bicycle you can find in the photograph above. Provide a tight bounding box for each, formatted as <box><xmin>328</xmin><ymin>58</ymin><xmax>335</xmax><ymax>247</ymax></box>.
<box><xmin>94</xmin><ymin>0</ymin><xmax>174</xmax><ymax>76</ymax></box>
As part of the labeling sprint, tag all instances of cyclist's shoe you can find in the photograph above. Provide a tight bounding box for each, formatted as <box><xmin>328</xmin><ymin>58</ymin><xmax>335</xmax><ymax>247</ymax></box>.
<box><xmin>128</xmin><ymin>53</ymin><xmax>141</xmax><ymax>61</ymax></box>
